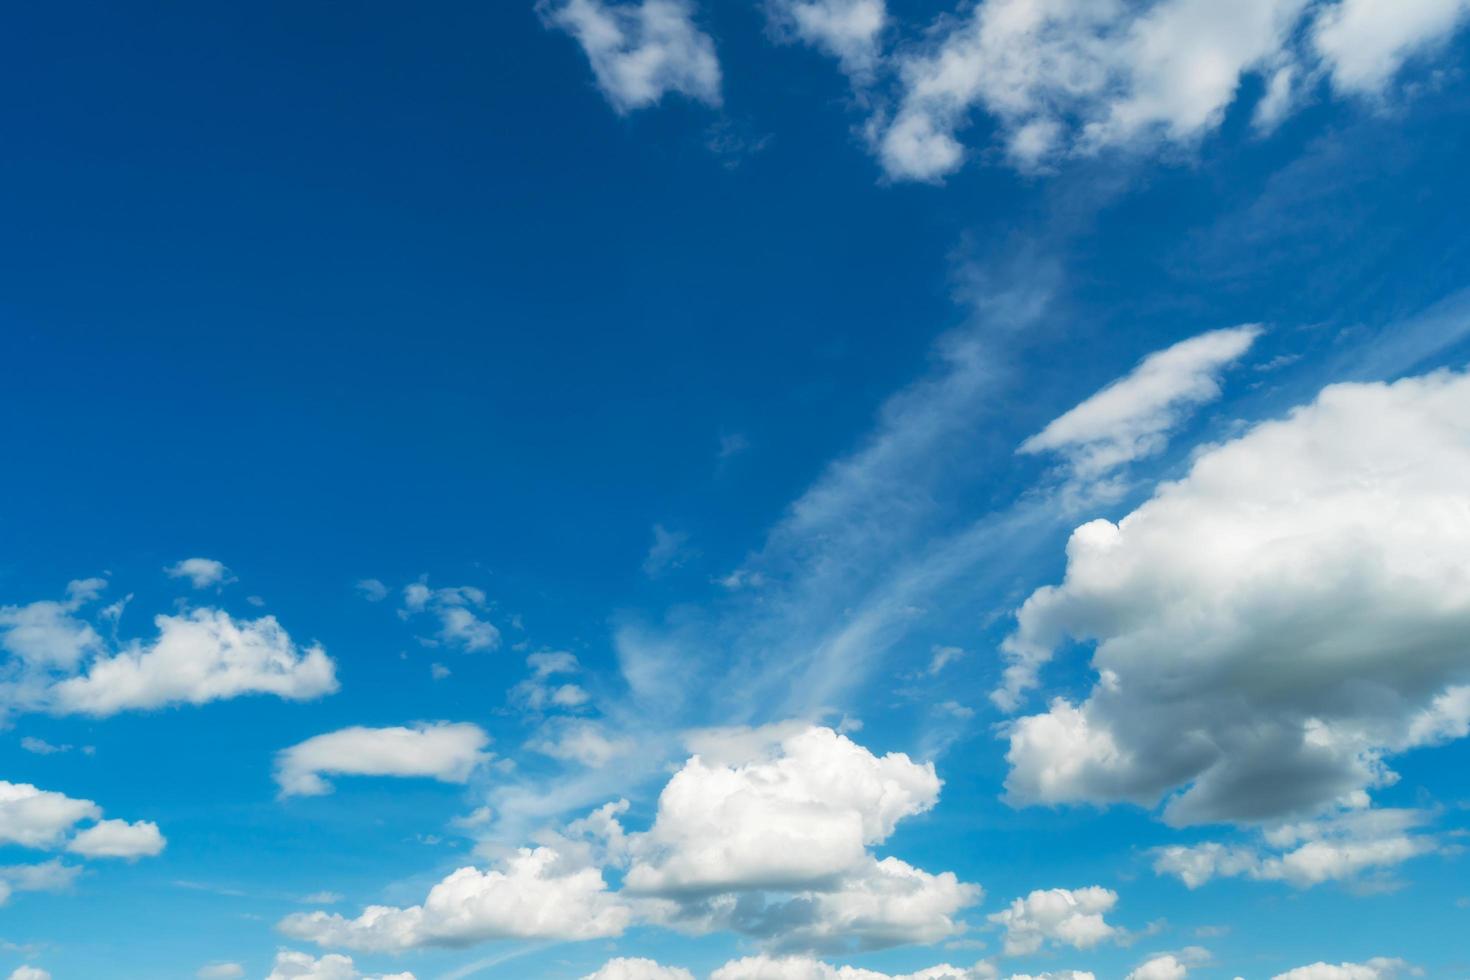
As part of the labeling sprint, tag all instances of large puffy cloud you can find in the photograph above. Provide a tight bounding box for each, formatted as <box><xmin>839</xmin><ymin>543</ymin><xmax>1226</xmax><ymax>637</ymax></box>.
<box><xmin>539</xmin><ymin>0</ymin><xmax>721</xmax><ymax>113</ymax></box>
<box><xmin>626</xmin><ymin>725</ymin><xmax>940</xmax><ymax>893</ymax></box>
<box><xmin>872</xmin><ymin>0</ymin><xmax>1470</xmax><ymax>180</ymax></box>
<box><xmin>1270</xmin><ymin>959</ymin><xmax>1413</xmax><ymax>980</ymax></box>
<box><xmin>264</xmin><ymin>950</ymin><xmax>415</xmax><ymax>980</ymax></box>
<box><xmin>1016</xmin><ymin>326</ymin><xmax>1259</xmax><ymax>489</ymax></box>
<box><xmin>1002</xmin><ymin>369</ymin><xmax>1470</xmax><ymax>826</ymax></box>
<box><xmin>279</xmin><ymin>845</ymin><xmax>630</xmax><ymax>951</ymax></box>
<box><xmin>50</xmin><ymin>609</ymin><xmax>338</xmax><ymax>716</ymax></box>
<box><xmin>274</xmin><ymin>722</ymin><xmax>492</xmax><ymax>797</ymax></box>
<box><xmin>582</xmin><ymin>959</ymin><xmax>696</xmax><ymax>980</ymax></box>
<box><xmin>987</xmin><ymin>887</ymin><xmax>1119</xmax><ymax>957</ymax></box>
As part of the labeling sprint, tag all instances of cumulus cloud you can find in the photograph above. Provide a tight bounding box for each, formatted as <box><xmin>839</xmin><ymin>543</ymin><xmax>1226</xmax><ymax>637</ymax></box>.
<box><xmin>1125</xmin><ymin>954</ymin><xmax>1197</xmax><ymax>980</ymax></box>
<box><xmin>0</xmin><ymin>579</ymin><xmax>105</xmax><ymax>671</ymax></box>
<box><xmin>582</xmin><ymin>959</ymin><xmax>696</xmax><ymax>980</ymax></box>
<box><xmin>1017</xmin><ymin>326</ymin><xmax>1260</xmax><ymax>486</ymax></box>
<box><xmin>1001</xmin><ymin>369</ymin><xmax>1470</xmax><ymax>826</ymax></box>
<box><xmin>766</xmin><ymin>0</ymin><xmax>887</xmax><ymax>76</ymax></box>
<box><xmin>0</xmin><ymin>782</ymin><xmax>163</xmax><ymax>871</ymax></box>
<box><xmin>539</xmin><ymin>0</ymin><xmax>721</xmax><ymax>113</ymax></box>
<box><xmin>872</xmin><ymin>0</ymin><xmax>1470</xmax><ymax>180</ymax></box>
<box><xmin>279</xmin><ymin>845</ymin><xmax>630</xmax><ymax>951</ymax></box>
<box><xmin>66</xmin><ymin>818</ymin><xmax>166</xmax><ymax>859</ymax></box>
<box><xmin>987</xmin><ymin>886</ymin><xmax>1119</xmax><ymax>957</ymax></box>
<box><xmin>265</xmin><ymin>950</ymin><xmax>416</xmax><ymax>980</ymax></box>
<box><xmin>512</xmin><ymin>651</ymin><xmax>591</xmax><ymax>713</ymax></box>
<box><xmin>625</xmin><ymin>725</ymin><xmax>940</xmax><ymax>893</ymax></box>
<box><xmin>275</xmin><ymin>722</ymin><xmax>492</xmax><ymax>797</ymax></box>
<box><xmin>165</xmin><ymin>558</ymin><xmax>232</xmax><ymax>589</ymax></box>
<box><xmin>50</xmin><ymin>609</ymin><xmax>338</xmax><ymax>716</ymax></box>
<box><xmin>1270</xmin><ymin>959</ymin><xmax>1414</xmax><ymax>980</ymax></box>
<box><xmin>8</xmin><ymin>968</ymin><xmax>51</xmax><ymax>980</ymax></box>
<box><xmin>531</xmin><ymin>719</ymin><xmax>633</xmax><ymax>767</ymax></box>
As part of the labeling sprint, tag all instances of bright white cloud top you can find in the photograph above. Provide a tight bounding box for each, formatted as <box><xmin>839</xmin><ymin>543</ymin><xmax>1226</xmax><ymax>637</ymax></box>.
<box><xmin>0</xmin><ymin>780</ymin><xmax>165</xmax><ymax>860</ymax></box>
<box><xmin>274</xmin><ymin>722</ymin><xmax>493</xmax><ymax>797</ymax></box>
<box><xmin>1001</xmin><ymin>368</ymin><xmax>1470</xmax><ymax>825</ymax></box>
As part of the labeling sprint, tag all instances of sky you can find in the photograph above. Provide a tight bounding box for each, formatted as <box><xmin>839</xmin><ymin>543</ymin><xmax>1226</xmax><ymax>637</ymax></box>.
<box><xmin>3</xmin><ymin>1</ymin><xmax>1470</xmax><ymax>979</ymax></box>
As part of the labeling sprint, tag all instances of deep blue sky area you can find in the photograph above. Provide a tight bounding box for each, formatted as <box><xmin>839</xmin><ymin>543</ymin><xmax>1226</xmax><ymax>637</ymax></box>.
<box><xmin>3</xmin><ymin>3</ymin><xmax>1470</xmax><ymax>980</ymax></box>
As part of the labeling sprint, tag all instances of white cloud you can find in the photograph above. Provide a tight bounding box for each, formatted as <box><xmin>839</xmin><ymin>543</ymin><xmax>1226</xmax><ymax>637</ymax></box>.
<box><xmin>766</xmin><ymin>0</ymin><xmax>887</xmax><ymax>76</ymax></box>
<box><xmin>1126</xmin><ymin>955</ymin><xmax>1189</xmax><ymax>980</ymax></box>
<box><xmin>50</xmin><ymin>610</ymin><xmax>338</xmax><ymax>716</ymax></box>
<box><xmin>625</xmin><ymin>725</ymin><xmax>940</xmax><ymax>893</ymax></box>
<box><xmin>19</xmin><ymin>737</ymin><xmax>69</xmax><ymax>755</ymax></box>
<box><xmin>165</xmin><ymin>557</ymin><xmax>232</xmax><ymax>589</ymax></box>
<box><xmin>582</xmin><ymin>959</ymin><xmax>696</xmax><ymax>980</ymax></box>
<box><xmin>275</xmin><ymin>722</ymin><xmax>492</xmax><ymax>797</ymax></box>
<box><xmin>8</xmin><ymin>968</ymin><xmax>51</xmax><ymax>980</ymax></box>
<box><xmin>195</xmin><ymin>964</ymin><xmax>246</xmax><ymax>980</ymax></box>
<box><xmin>1313</xmin><ymin>0</ymin><xmax>1470</xmax><ymax>94</ymax></box>
<box><xmin>400</xmin><ymin>583</ymin><xmax>500</xmax><ymax>652</ymax></box>
<box><xmin>513</xmin><ymin>651</ymin><xmax>591</xmax><ymax>713</ymax></box>
<box><xmin>871</xmin><ymin>0</ymin><xmax>1470</xmax><ymax>180</ymax></box>
<box><xmin>0</xmin><ymin>859</ymin><xmax>81</xmax><ymax>905</ymax></box>
<box><xmin>1001</xmin><ymin>368</ymin><xmax>1470</xmax><ymax>826</ymax></box>
<box><xmin>1271</xmin><ymin>959</ymin><xmax>1414</xmax><ymax>980</ymax></box>
<box><xmin>0</xmin><ymin>781</ymin><xmax>101</xmax><ymax>849</ymax></box>
<box><xmin>265</xmin><ymin>950</ymin><xmax>416</xmax><ymax>980</ymax></box>
<box><xmin>532</xmin><ymin>720</ymin><xmax>634</xmax><ymax>767</ymax></box>
<box><xmin>66</xmin><ymin>818</ymin><xmax>166</xmax><ymax>859</ymax></box>
<box><xmin>278</xmin><ymin>845</ymin><xmax>630</xmax><ymax>951</ymax></box>
<box><xmin>987</xmin><ymin>886</ymin><xmax>1119</xmax><ymax>957</ymax></box>
<box><xmin>1152</xmin><ymin>808</ymin><xmax>1441</xmax><ymax>889</ymax></box>
<box><xmin>1016</xmin><ymin>325</ymin><xmax>1260</xmax><ymax>483</ymax></box>
<box><xmin>710</xmin><ymin>955</ymin><xmax>997</xmax><ymax>979</ymax></box>
<box><xmin>539</xmin><ymin>0</ymin><xmax>721</xmax><ymax>113</ymax></box>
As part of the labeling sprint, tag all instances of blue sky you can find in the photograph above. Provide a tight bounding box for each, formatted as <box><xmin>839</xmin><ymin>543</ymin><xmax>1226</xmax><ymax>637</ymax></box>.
<box><xmin>4</xmin><ymin>2</ymin><xmax>1470</xmax><ymax>979</ymax></box>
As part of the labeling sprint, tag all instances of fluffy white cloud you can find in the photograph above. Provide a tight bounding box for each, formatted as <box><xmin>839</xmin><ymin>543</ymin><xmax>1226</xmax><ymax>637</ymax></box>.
<box><xmin>0</xmin><ymin>579</ymin><xmax>104</xmax><ymax>670</ymax></box>
<box><xmin>279</xmin><ymin>845</ymin><xmax>630</xmax><ymax>951</ymax></box>
<box><xmin>0</xmin><ymin>781</ymin><xmax>100</xmax><ymax>849</ymax></box>
<box><xmin>626</xmin><ymin>725</ymin><xmax>940</xmax><ymax>893</ymax></box>
<box><xmin>710</xmin><ymin>955</ymin><xmax>996</xmax><ymax>979</ymax></box>
<box><xmin>265</xmin><ymin>950</ymin><xmax>415</xmax><ymax>980</ymax></box>
<box><xmin>275</xmin><ymin>722</ymin><xmax>492</xmax><ymax>797</ymax></box>
<box><xmin>872</xmin><ymin>0</ymin><xmax>1470</xmax><ymax>180</ymax></box>
<box><xmin>165</xmin><ymin>557</ymin><xmax>232</xmax><ymax>589</ymax></box>
<box><xmin>1125</xmin><ymin>955</ymin><xmax>1189</xmax><ymax>980</ymax></box>
<box><xmin>766</xmin><ymin>0</ymin><xmax>887</xmax><ymax>75</ymax></box>
<box><xmin>0</xmin><ymin>780</ymin><xmax>166</xmax><ymax>864</ymax></box>
<box><xmin>1271</xmin><ymin>959</ymin><xmax>1413</xmax><ymax>980</ymax></box>
<box><xmin>66</xmin><ymin>818</ymin><xmax>166</xmax><ymax>859</ymax></box>
<box><xmin>1002</xmin><ymin>369</ymin><xmax>1470</xmax><ymax>826</ymax></box>
<box><xmin>1313</xmin><ymin>0</ymin><xmax>1470</xmax><ymax>94</ymax></box>
<box><xmin>8</xmin><ymin>968</ymin><xmax>51</xmax><ymax>980</ymax></box>
<box><xmin>1016</xmin><ymin>326</ymin><xmax>1259</xmax><ymax>487</ymax></box>
<box><xmin>532</xmin><ymin>719</ymin><xmax>632</xmax><ymax>767</ymax></box>
<box><xmin>50</xmin><ymin>609</ymin><xmax>338</xmax><ymax>716</ymax></box>
<box><xmin>987</xmin><ymin>886</ymin><xmax>1119</xmax><ymax>957</ymax></box>
<box><xmin>582</xmin><ymin>959</ymin><xmax>696</xmax><ymax>980</ymax></box>
<box><xmin>539</xmin><ymin>0</ymin><xmax>721</xmax><ymax>113</ymax></box>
